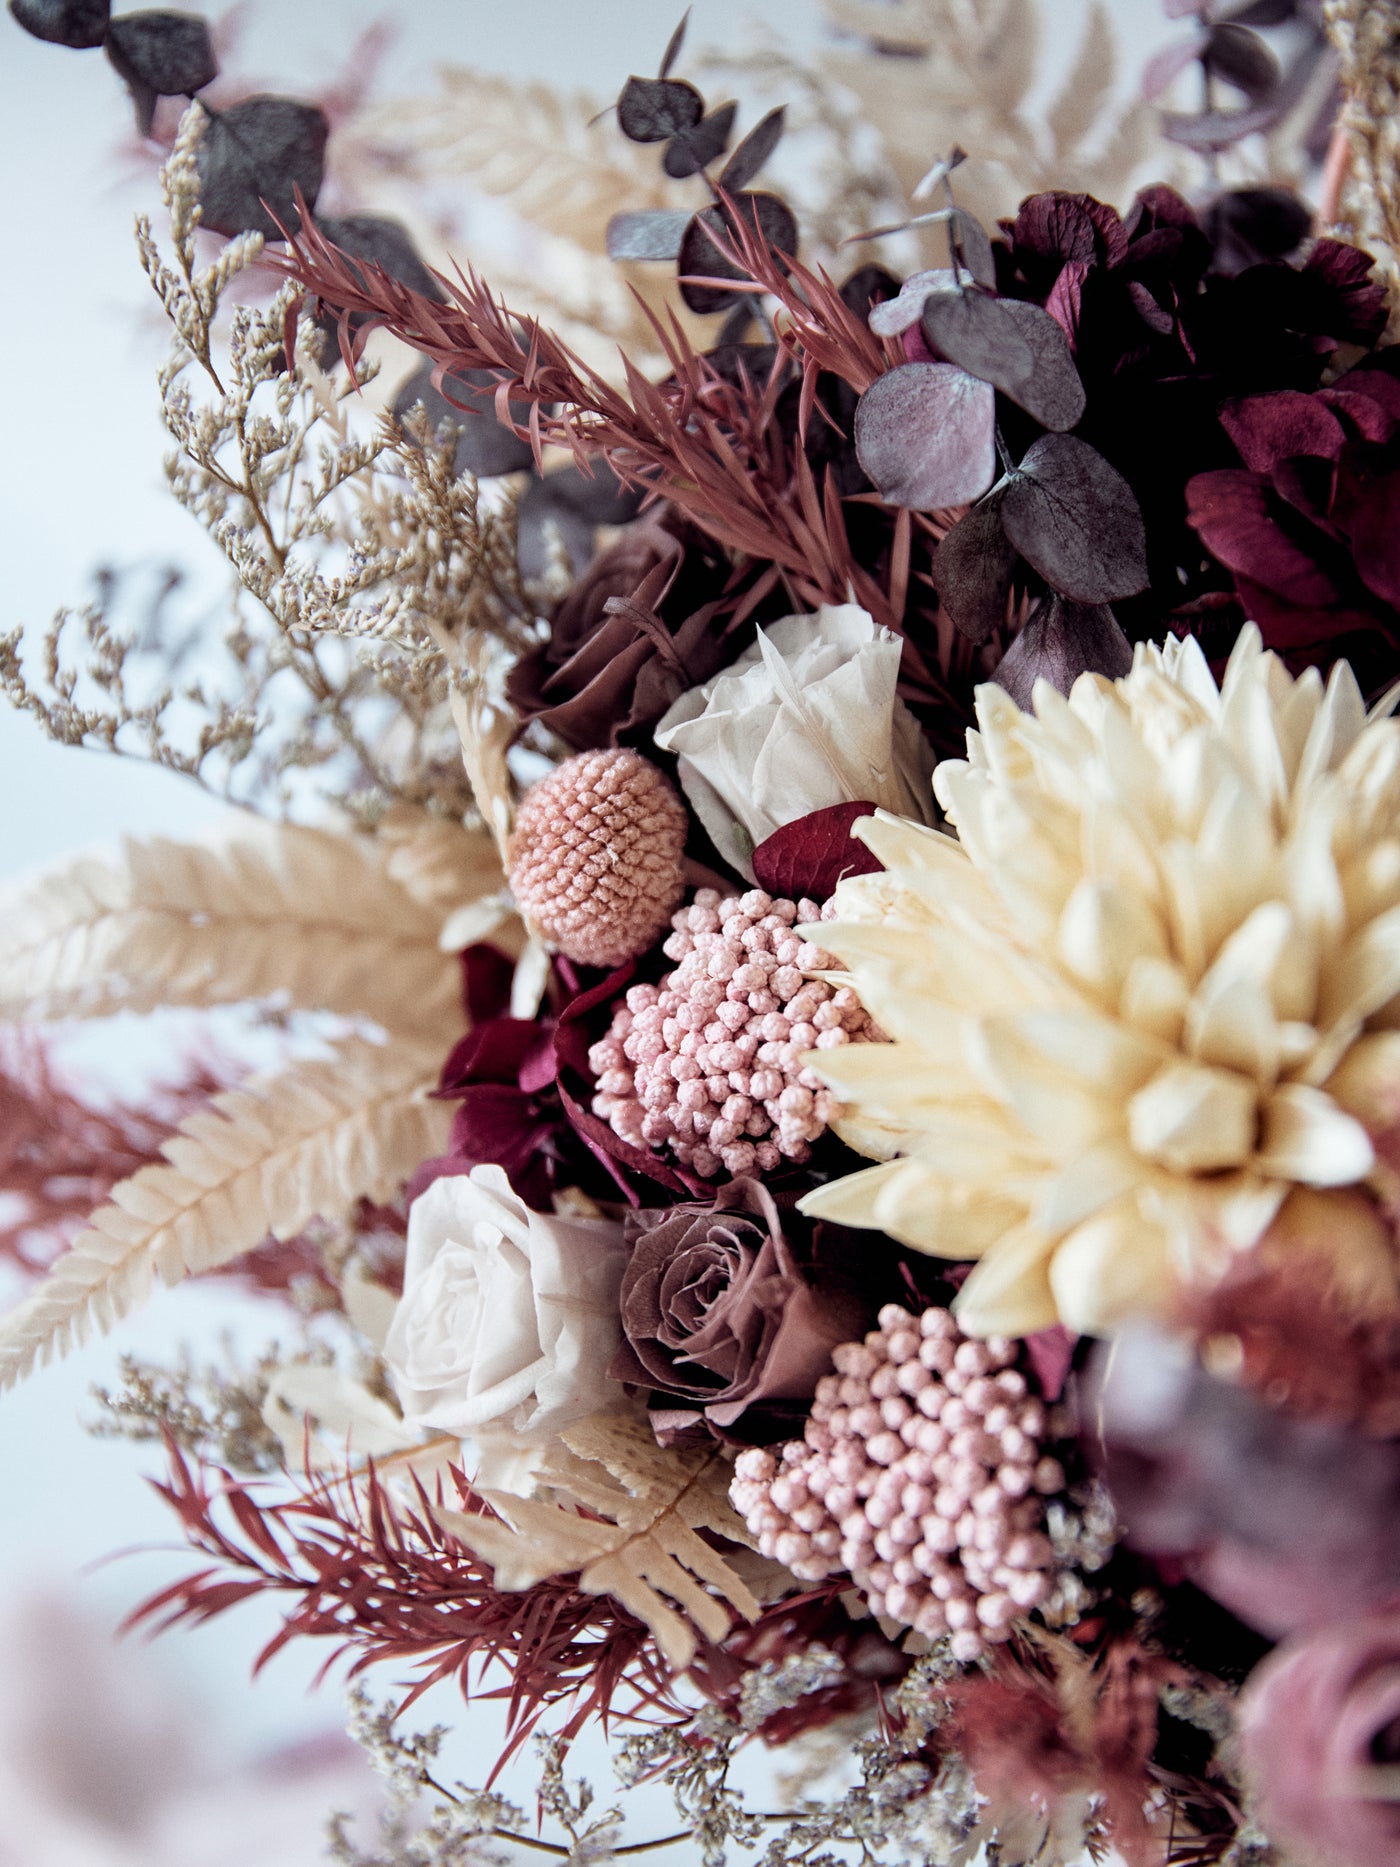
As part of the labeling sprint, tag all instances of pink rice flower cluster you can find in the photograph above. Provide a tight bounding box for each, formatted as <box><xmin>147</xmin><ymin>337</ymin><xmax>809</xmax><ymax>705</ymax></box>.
<box><xmin>588</xmin><ymin>886</ymin><xmax>878</xmax><ymax>1179</ymax></box>
<box><xmin>730</xmin><ymin>1304</ymin><xmax>1066</xmax><ymax>1663</ymax></box>
<box><xmin>507</xmin><ymin>749</ymin><xmax>688</xmax><ymax>969</ymax></box>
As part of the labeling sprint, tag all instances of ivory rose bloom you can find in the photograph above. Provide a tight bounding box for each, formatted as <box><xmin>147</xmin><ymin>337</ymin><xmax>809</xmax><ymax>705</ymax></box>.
<box><xmin>653</xmin><ymin>603</ymin><xmax>936</xmax><ymax>878</ymax></box>
<box><xmin>385</xmin><ymin>1165</ymin><xmax>628</xmax><ymax>1441</ymax></box>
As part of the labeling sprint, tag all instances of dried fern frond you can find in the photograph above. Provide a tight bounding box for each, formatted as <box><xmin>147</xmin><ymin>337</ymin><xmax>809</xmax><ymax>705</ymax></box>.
<box><xmin>0</xmin><ymin>813</ymin><xmax>478</xmax><ymax>1036</ymax></box>
<box><xmin>0</xmin><ymin>1033</ymin><xmax>447</xmax><ymax>1391</ymax></box>
<box><xmin>438</xmin><ymin>1412</ymin><xmax>762</xmax><ymax>1672</ymax></box>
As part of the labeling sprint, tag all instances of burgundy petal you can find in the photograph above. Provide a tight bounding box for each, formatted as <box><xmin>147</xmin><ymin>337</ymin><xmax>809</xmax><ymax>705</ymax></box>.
<box><xmin>1220</xmin><ymin>390</ymin><xmax>1347</xmax><ymax>472</ymax></box>
<box><xmin>1186</xmin><ymin>468</ymin><xmax>1343</xmax><ymax>604</ymax></box>
<box><xmin>750</xmin><ymin>802</ymin><xmax>885</xmax><ymax>900</ymax></box>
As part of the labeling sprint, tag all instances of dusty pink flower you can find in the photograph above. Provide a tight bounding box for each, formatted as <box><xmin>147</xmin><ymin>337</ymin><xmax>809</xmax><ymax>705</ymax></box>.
<box><xmin>731</xmin><ymin>1303</ymin><xmax>1065</xmax><ymax>1662</ymax></box>
<box><xmin>508</xmin><ymin>749</ymin><xmax>688</xmax><ymax>968</ymax></box>
<box><xmin>1240</xmin><ymin>1615</ymin><xmax>1400</xmax><ymax>1867</ymax></box>
<box><xmin>588</xmin><ymin>886</ymin><xmax>879</xmax><ymax>1179</ymax></box>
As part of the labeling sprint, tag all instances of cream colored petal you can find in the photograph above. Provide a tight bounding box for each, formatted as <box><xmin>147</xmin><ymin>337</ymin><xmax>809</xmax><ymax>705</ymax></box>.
<box><xmin>987</xmin><ymin>1010</ymin><xmax>1162</xmax><ymax>1097</ymax></box>
<box><xmin>1340</xmin><ymin>839</ymin><xmax>1400</xmax><ymax>929</ymax></box>
<box><xmin>1318</xmin><ymin>904</ymin><xmax>1400</xmax><ymax>1037</ymax></box>
<box><xmin>1128</xmin><ymin>1061</ymin><xmax>1258</xmax><ymax>1174</ymax></box>
<box><xmin>1033</xmin><ymin>1141</ymin><xmax>1146</xmax><ymax>1237</ymax></box>
<box><xmin>870</xmin><ymin>1167</ymin><xmax>1027</xmax><ymax>1260</ymax></box>
<box><xmin>826</xmin><ymin>1107</ymin><xmax>914</xmax><ymax>1164</ymax></box>
<box><xmin>797</xmin><ymin>1158</ymin><xmax>911</xmax><ymax>1229</ymax></box>
<box><xmin>1325</xmin><ymin>1031</ymin><xmax>1400</xmax><ymax>1130</ymax></box>
<box><xmin>1184</xmin><ymin>973</ymin><xmax>1279</xmax><ymax>1086</ymax></box>
<box><xmin>804</xmin><ymin>1039</ymin><xmax>978</xmax><ymax>1109</ymax></box>
<box><xmin>1120</xmin><ymin>955</ymin><xmax>1190</xmax><ymax>1045</ymax></box>
<box><xmin>953</xmin><ymin>1222</ymin><xmax>1060</xmax><ymax>1339</ymax></box>
<box><xmin>1048</xmin><ymin>1199</ymin><xmax>1178</xmax><ymax>1334</ymax></box>
<box><xmin>1294</xmin><ymin>659</ymin><xmax>1365</xmax><ymax>797</ymax></box>
<box><xmin>1057</xmin><ymin>878</ymin><xmax>1169</xmax><ymax>1005</ymax></box>
<box><xmin>1256</xmin><ymin>1083</ymin><xmax>1375</xmax><ymax>1185</ymax></box>
<box><xmin>1198</xmin><ymin>899</ymin><xmax>1315</xmax><ymax>1025</ymax></box>
<box><xmin>972</xmin><ymin>1023</ymin><xmax>1123</xmax><ymax>1156</ymax></box>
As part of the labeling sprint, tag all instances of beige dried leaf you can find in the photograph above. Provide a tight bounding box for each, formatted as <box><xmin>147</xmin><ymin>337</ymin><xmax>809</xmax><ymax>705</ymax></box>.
<box><xmin>0</xmin><ymin>1033</ymin><xmax>448</xmax><ymax>1391</ymax></box>
<box><xmin>436</xmin><ymin>1411</ymin><xmax>762</xmax><ymax>1671</ymax></box>
<box><xmin>0</xmin><ymin>813</ymin><xmax>471</xmax><ymax>1037</ymax></box>
<box><xmin>1045</xmin><ymin>3</ymin><xmax>1117</xmax><ymax>165</ymax></box>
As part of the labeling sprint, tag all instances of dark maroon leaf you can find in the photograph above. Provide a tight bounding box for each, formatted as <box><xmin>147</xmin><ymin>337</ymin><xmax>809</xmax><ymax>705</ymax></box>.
<box><xmin>8</xmin><ymin>0</ymin><xmax>107</xmax><ymax>45</ymax></box>
<box><xmin>751</xmin><ymin>802</ymin><xmax>884</xmax><ymax>900</ymax></box>
<box><xmin>853</xmin><ymin>362</ymin><xmax>996</xmax><ymax>510</ymax></box>
<box><xmin>1222</xmin><ymin>0</ymin><xmax>1296</xmax><ymax>22</ymax></box>
<box><xmin>995</xmin><ymin>299</ymin><xmax>1086</xmax><ymax>431</ymax></box>
<box><xmin>1186</xmin><ymin>469</ymin><xmax>1343</xmax><ymax>603</ymax></box>
<box><xmin>105</xmin><ymin>10</ymin><xmax>216</xmax><ymax>135</ymax></box>
<box><xmin>999</xmin><ymin>433</ymin><xmax>1148</xmax><ymax>602</ymax></box>
<box><xmin>1204</xmin><ymin>21</ymin><xmax>1279</xmax><ymax>100</ymax></box>
<box><xmin>1220</xmin><ymin>391</ymin><xmax>1346</xmax><ymax>472</ymax></box>
<box><xmin>316</xmin><ymin>215</ymin><xmax>441</xmax><ymax>300</ymax></box>
<box><xmin>948</xmin><ymin>208</ymin><xmax>997</xmax><ymax>288</ymax></box>
<box><xmin>919</xmin><ymin>287</ymin><xmax>1034</xmax><ymax>394</ymax></box>
<box><xmin>993</xmin><ymin>597</ymin><xmax>1133</xmax><ymax>708</ymax></box>
<box><xmin>867</xmin><ymin>269</ymin><xmax>953</xmax><ymax>338</ymax></box>
<box><xmin>606</xmin><ymin>209</ymin><xmax>691</xmax><ymax>260</ymax></box>
<box><xmin>717</xmin><ymin>105</ymin><xmax>785</xmax><ymax>192</ymax></box>
<box><xmin>393</xmin><ymin>364</ymin><xmax>535</xmax><ymax>478</ymax></box>
<box><xmin>617</xmin><ymin>74</ymin><xmax>703</xmax><ymax>143</ymax></box>
<box><xmin>677</xmin><ymin>193</ymin><xmax>797</xmax><ymax>314</ymax></box>
<box><xmin>1205</xmin><ymin>187</ymin><xmax>1310</xmax><ymax>274</ymax></box>
<box><xmin>662</xmin><ymin>101</ymin><xmax>736</xmax><ymax>178</ymax></box>
<box><xmin>196</xmin><ymin>96</ymin><xmax>328</xmax><ymax>239</ymax></box>
<box><xmin>658</xmin><ymin>7</ymin><xmax>689</xmax><ymax>78</ymax></box>
<box><xmin>932</xmin><ymin>501</ymin><xmax>1019</xmax><ymax>643</ymax></box>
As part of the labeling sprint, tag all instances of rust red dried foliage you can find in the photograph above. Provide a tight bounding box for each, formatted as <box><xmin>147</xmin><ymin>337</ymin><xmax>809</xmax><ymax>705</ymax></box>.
<box><xmin>274</xmin><ymin>210</ymin><xmax>929</xmax><ymax>639</ymax></box>
<box><xmin>1182</xmin><ymin>1252</ymin><xmax>1400</xmax><ymax>1436</ymax></box>
<box><xmin>132</xmin><ymin>1437</ymin><xmax>686</xmax><ymax>1774</ymax></box>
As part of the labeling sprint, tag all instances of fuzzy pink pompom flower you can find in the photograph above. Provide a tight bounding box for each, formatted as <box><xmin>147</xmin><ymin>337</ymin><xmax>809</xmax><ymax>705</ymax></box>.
<box><xmin>588</xmin><ymin>886</ymin><xmax>880</xmax><ymax>1179</ymax></box>
<box><xmin>731</xmin><ymin>1304</ymin><xmax>1065</xmax><ymax>1662</ymax></box>
<box><xmin>508</xmin><ymin>749</ymin><xmax>688</xmax><ymax>969</ymax></box>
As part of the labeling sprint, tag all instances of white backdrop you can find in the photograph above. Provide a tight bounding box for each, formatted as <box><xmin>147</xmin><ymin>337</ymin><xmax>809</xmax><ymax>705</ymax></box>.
<box><xmin>0</xmin><ymin>1</ymin><xmax>1168</xmax><ymax>1859</ymax></box>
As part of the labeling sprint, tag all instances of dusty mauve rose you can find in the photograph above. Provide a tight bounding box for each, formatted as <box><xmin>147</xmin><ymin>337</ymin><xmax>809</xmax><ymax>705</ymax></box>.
<box><xmin>611</xmin><ymin>1179</ymin><xmax>869</xmax><ymax>1443</ymax></box>
<box><xmin>1240</xmin><ymin>1615</ymin><xmax>1400</xmax><ymax>1867</ymax></box>
<box><xmin>385</xmin><ymin>1165</ymin><xmax>627</xmax><ymax>1442</ymax></box>
<box><xmin>653</xmin><ymin>604</ymin><xmax>937</xmax><ymax>879</ymax></box>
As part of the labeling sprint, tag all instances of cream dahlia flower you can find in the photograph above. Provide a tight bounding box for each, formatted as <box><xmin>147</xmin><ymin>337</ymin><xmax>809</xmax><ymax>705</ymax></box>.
<box><xmin>799</xmin><ymin>626</ymin><xmax>1400</xmax><ymax>1338</ymax></box>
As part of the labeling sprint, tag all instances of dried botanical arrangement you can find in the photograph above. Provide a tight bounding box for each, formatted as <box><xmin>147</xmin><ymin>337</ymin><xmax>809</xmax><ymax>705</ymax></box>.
<box><xmin>9</xmin><ymin>0</ymin><xmax>1400</xmax><ymax>1861</ymax></box>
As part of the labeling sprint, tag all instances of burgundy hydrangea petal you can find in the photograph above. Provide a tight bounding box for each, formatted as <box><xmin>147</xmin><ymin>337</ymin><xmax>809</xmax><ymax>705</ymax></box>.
<box><xmin>1024</xmin><ymin>1324</ymin><xmax>1077</xmax><ymax>1402</ymax></box>
<box><xmin>750</xmin><ymin>801</ymin><xmax>884</xmax><ymax>900</ymax></box>
<box><xmin>1233</xmin><ymin>576</ymin><xmax>1387</xmax><ymax>652</ymax></box>
<box><xmin>1220</xmin><ymin>390</ymin><xmax>1347</xmax><ymax>472</ymax></box>
<box><xmin>1009</xmin><ymin>191</ymin><xmax>1127</xmax><ymax>270</ymax></box>
<box><xmin>1322</xmin><ymin>389</ymin><xmax>1400</xmax><ymax>445</ymax></box>
<box><xmin>436</xmin><ymin>1018</ymin><xmax>544</xmax><ymax>1095</ymax></box>
<box><xmin>1334</xmin><ymin>464</ymin><xmax>1400</xmax><ymax>610</ymax></box>
<box><xmin>1302</xmin><ymin>237</ymin><xmax>1391</xmax><ymax>346</ymax></box>
<box><xmin>1269</xmin><ymin>454</ymin><xmax>1341</xmax><ymax>532</ymax></box>
<box><xmin>1043</xmin><ymin>258</ymin><xmax>1090</xmax><ymax>346</ymax></box>
<box><xmin>459</xmin><ymin>942</ymin><xmax>516</xmax><ymax>1022</ymax></box>
<box><xmin>1185</xmin><ymin>468</ymin><xmax>1344</xmax><ymax>603</ymax></box>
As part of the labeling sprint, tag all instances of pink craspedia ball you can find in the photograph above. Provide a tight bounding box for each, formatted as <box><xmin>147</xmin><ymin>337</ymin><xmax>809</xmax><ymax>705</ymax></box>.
<box><xmin>507</xmin><ymin>749</ymin><xmax>688</xmax><ymax>968</ymax></box>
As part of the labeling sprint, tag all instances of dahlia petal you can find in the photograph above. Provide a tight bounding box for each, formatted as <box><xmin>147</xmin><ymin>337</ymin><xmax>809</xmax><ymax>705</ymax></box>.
<box><xmin>1128</xmin><ymin>1061</ymin><xmax>1258</xmax><ymax>1173</ymax></box>
<box><xmin>1325</xmin><ymin>1031</ymin><xmax>1400</xmax><ymax>1131</ymax></box>
<box><xmin>872</xmin><ymin>1169</ymin><xmax>1027</xmax><ymax>1258</ymax></box>
<box><xmin>954</xmin><ymin>1223</ymin><xmax>1060</xmax><ymax>1338</ymax></box>
<box><xmin>1185</xmin><ymin>973</ymin><xmax>1280</xmax><ymax>1084</ymax></box>
<box><xmin>1120</xmin><ymin>955</ymin><xmax>1191</xmax><ymax>1043</ymax></box>
<box><xmin>1257</xmin><ymin>1084</ymin><xmax>1375</xmax><ymax>1186</ymax></box>
<box><xmin>1048</xmin><ymin>1200</ymin><xmax>1176</xmax><ymax>1333</ymax></box>
<box><xmin>1319</xmin><ymin>903</ymin><xmax>1400</xmax><ymax>1033</ymax></box>
<box><xmin>1033</xmin><ymin>1141</ymin><xmax>1146</xmax><ymax>1236</ymax></box>
<box><xmin>1057</xmin><ymin>878</ymin><xmax>1170</xmax><ymax>1003</ymax></box>
<box><xmin>993</xmin><ymin>1010</ymin><xmax>1162</xmax><ymax>1095</ymax></box>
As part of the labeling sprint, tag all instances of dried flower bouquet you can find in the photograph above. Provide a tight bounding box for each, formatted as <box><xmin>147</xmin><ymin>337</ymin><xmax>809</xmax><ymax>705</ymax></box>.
<box><xmin>6</xmin><ymin>0</ymin><xmax>1400</xmax><ymax>1861</ymax></box>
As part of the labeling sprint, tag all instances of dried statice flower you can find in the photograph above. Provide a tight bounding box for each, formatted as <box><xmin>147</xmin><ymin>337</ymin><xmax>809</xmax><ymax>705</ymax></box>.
<box><xmin>1325</xmin><ymin>0</ymin><xmax>1400</xmax><ymax>328</ymax></box>
<box><xmin>732</xmin><ymin>1304</ymin><xmax>1066</xmax><ymax>1662</ymax></box>
<box><xmin>589</xmin><ymin>887</ymin><xmax>879</xmax><ymax>1179</ymax></box>
<box><xmin>88</xmin><ymin>1345</ymin><xmax>290</xmax><ymax>1473</ymax></box>
<box><xmin>507</xmin><ymin>749</ymin><xmax>688</xmax><ymax>967</ymax></box>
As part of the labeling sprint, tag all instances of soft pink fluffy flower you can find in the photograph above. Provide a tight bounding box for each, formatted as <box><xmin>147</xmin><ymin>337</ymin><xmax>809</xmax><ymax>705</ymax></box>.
<box><xmin>1240</xmin><ymin>1615</ymin><xmax>1400</xmax><ymax>1867</ymax></box>
<box><xmin>508</xmin><ymin>748</ymin><xmax>688</xmax><ymax>968</ymax></box>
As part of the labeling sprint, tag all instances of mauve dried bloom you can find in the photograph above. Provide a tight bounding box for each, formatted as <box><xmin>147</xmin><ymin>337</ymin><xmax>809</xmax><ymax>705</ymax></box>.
<box><xmin>611</xmin><ymin>1177</ymin><xmax>870</xmax><ymax>1444</ymax></box>
<box><xmin>731</xmin><ymin>1304</ymin><xmax>1065</xmax><ymax>1662</ymax></box>
<box><xmin>588</xmin><ymin>886</ymin><xmax>880</xmax><ymax>1179</ymax></box>
<box><xmin>508</xmin><ymin>749</ymin><xmax>688</xmax><ymax>969</ymax></box>
<box><xmin>1239</xmin><ymin>1615</ymin><xmax>1400</xmax><ymax>1867</ymax></box>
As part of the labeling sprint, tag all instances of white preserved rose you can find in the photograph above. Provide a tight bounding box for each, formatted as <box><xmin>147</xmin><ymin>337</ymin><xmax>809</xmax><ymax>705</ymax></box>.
<box><xmin>384</xmin><ymin>1165</ymin><xmax>628</xmax><ymax>1441</ymax></box>
<box><xmin>653</xmin><ymin>602</ymin><xmax>937</xmax><ymax>878</ymax></box>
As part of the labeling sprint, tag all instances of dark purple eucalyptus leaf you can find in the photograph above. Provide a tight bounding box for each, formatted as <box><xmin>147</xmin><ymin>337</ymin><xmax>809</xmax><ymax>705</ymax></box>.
<box><xmin>8</xmin><ymin>0</ymin><xmax>108</xmax><ymax>45</ymax></box>
<box><xmin>867</xmin><ymin>269</ymin><xmax>955</xmax><ymax>338</ymax></box>
<box><xmin>316</xmin><ymin>215</ymin><xmax>441</xmax><ymax>301</ymax></box>
<box><xmin>658</xmin><ymin>7</ymin><xmax>689</xmax><ymax>79</ymax></box>
<box><xmin>393</xmin><ymin>364</ymin><xmax>536</xmax><ymax>479</ymax></box>
<box><xmin>995</xmin><ymin>299</ymin><xmax>1086</xmax><ymax>431</ymax></box>
<box><xmin>663</xmin><ymin>100</ymin><xmax>736</xmax><ymax>178</ymax></box>
<box><xmin>918</xmin><ymin>287</ymin><xmax>1035</xmax><ymax>394</ymax></box>
<box><xmin>1161</xmin><ymin>94</ymin><xmax>1284</xmax><ymax>151</ymax></box>
<box><xmin>606</xmin><ymin>208</ymin><xmax>692</xmax><ymax>261</ymax></box>
<box><xmin>1204</xmin><ymin>21</ymin><xmax>1280</xmax><ymax>100</ymax></box>
<box><xmin>853</xmin><ymin>362</ymin><xmax>996</xmax><ymax>510</ymax></box>
<box><xmin>1220</xmin><ymin>391</ymin><xmax>1346</xmax><ymax>472</ymax></box>
<box><xmin>518</xmin><ymin>476</ymin><xmax>596</xmax><ymax>582</ymax></box>
<box><xmin>677</xmin><ymin>193</ymin><xmax>797</xmax><ymax>314</ymax></box>
<box><xmin>105</xmin><ymin>10</ymin><xmax>217</xmax><ymax>137</ymax></box>
<box><xmin>948</xmin><ymin>208</ymin><xmax>997</xmax><ymax>288</ymax></box>
<box><xmin>993</xmin><ymin>597</ymin><xmax>1133</xmax><ymax>707</ymax></box>
<box><xmin>195</xmin><ymin>95</ymin><xmax>328</xmax><ymax>239</ymax></box>
<box><xmin>1000</xmin><ymin>433</ymin><xmax>1149</xmax><ymax>602</ymax></box>
<box><xmin>535</xmin><ymin>460</ymin><xmax>644</xmax><ymax>526</ymax></box>
<box><xmin>1205</xmin><ymin>186</ymin><xmax>1311</xmax><ymax>274</ymax></box>
<box><xmin>1221</xmin><ymin>0</ymin><xmax>1297</xmax><ymax>22</ymax></box>
<box><xmin>617</xmin><ymin>74</ymin><xmax>703</xmax><ymax>142</ymax></box>
<box><xmin>932</xmin><ymin>500</ymin><xmax>1019</xmax><ymax>643</ymax></box>
<box><xmin>717</xmin><ymin>105</ymin><xmax>785</xmax><ymax>192</ymax></box>
<box><xmin>840</xmin><ymin>263</ymin><xmax>901</xmax><ymax>317</ymax></box>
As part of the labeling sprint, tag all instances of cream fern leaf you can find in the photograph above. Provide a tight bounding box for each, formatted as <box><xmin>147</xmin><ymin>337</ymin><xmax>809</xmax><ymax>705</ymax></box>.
<box><xmin>437</xmin><ymin>1412</ymin><xmax>762</xmax><ymax>1671</ymax></box>
<box><xmin>0</xmin><ymin>813</ymin><xmax>481</xmax><ymax>1037</ymax></box>
<box><xmin>0</xmin><ymin>1033</ymin><xmax>448</xmax><ymax>1391</ymax></box>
